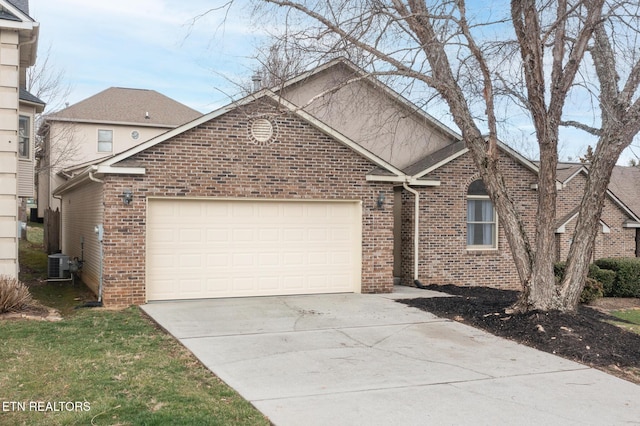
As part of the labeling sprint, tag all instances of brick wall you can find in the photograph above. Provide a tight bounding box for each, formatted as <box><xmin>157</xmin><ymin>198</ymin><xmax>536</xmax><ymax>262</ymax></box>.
<box><xmin>556</xmin><ymin>173</ymin><xmax>636</xmax><ymax>261</ymax></box>
<box><xmin>99</xmin><ymin>97</ymin><xmax>394</xmax><ymax>306</ymax></box>
<box><xmin>401</xmin><ymin>151</ymin><xmax>539</xmax><ymax>291</ymax></box>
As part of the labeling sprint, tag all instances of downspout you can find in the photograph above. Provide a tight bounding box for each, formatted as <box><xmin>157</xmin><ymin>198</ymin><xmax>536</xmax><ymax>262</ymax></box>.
<box><xmin>89</xmin><ymin>169</ymin><xmax>104</xmax><ymax>304</ymax></box>
<box><xmin>403</xmin><ymin>181</ymin><xmax>427</xmax><ymax>289</ymax></box>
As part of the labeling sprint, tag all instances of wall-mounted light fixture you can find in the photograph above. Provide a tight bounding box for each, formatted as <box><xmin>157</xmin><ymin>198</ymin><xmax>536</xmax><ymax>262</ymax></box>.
<box><xmin>121</xmin><ymin>189</ymin><xmax>133</xmax><ymax>205</ymax></box>
<box><xmin>376</xmin><ymin>191</ymin><xmax>385</xmax><ymax>209</ymax></box>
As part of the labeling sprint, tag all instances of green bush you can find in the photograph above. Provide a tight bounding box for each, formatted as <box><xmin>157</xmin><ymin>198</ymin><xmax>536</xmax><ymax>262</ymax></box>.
<box><xmin>0</xmin><ymin>275</ymin><xmax>32</xmax><ymax>313</ymax></box>
<box><xmin>594</xmin><ymin>258</ymin><xmax>640</xmax><ymax>298</ymax></box>
<box><xmin>588</xmin><ymin>264</ymin><xmax>616</xmax><ymax>295</ymax></box>
<box><xmin>554</xmin><ymin>262</ymin><xmax>613</xmax><ymax>303</ymax></box>
<box><xmin>580</xmin><ymin>277</ymin><xmax>604</xmax><ymax>303</ymax></box>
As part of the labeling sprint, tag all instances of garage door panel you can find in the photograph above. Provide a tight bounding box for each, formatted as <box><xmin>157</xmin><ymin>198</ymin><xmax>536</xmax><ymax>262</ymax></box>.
<box><xmin>147</xmin><ymin>199</ymin><xmax>361</xmax><ymax>301</ymax></box>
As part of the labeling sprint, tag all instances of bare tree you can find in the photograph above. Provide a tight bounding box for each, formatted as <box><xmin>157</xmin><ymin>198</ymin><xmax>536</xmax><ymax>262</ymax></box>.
<box><xmin>202</xmin><ymin>0</ymin><xmax>640</xmax><ymax>312</ymax></box>
<box><xmin>249</xmin><ymin>40</ymin><xmax>307</xmax><ymax>92</ymax></box>
<box><xmin>26</xmin><ymin>44</ymin><xmax>76</xmax><ymax>172</ymax></box>
<box><xmin>26</xmin><ymin>44</ymin><xmax>72</xmax><ymax>114</ymax></box>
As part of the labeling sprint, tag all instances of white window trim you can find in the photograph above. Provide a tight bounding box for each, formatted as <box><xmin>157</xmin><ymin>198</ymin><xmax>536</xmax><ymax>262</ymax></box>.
<box><xmin>466</xmin><ymin>194</ymin><xmax>499</xmax><ymax>250</ymax></box>
<box><xmin>97</xmin><ymin>129</ymin><xmax>113</xmax><ymax>153</ymax></box>
<box><xmin>18</xmin><ymin>115</ymin><xmax>30</xmax><ymax>159</ymax></box>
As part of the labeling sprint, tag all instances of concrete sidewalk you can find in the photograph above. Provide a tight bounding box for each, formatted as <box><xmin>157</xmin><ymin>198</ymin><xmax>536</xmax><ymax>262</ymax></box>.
<box><xmin>142</xmin><ymin>287</ymin><xmax>640</xmax><ymax>425</ymax></box>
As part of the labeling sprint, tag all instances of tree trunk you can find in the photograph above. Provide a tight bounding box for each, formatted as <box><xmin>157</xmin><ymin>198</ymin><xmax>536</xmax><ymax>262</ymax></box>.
<box><xmin>560</xmin><ymin>138</ymin><xmax>626</xmax><ymax>308</ymax></box>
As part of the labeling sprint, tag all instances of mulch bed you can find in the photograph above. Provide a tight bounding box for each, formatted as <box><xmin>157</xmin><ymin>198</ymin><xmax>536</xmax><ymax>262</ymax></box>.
<box><xmin>399</xmin><ymin>285</ymin><xmax>640</xmax><ymax>383</ymax></box>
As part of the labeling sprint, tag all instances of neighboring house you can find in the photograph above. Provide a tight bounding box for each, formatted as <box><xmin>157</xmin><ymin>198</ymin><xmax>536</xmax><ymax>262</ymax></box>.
<box><xmin>53</xmin><ymin>59</ymin><xmax>640</xmax><ymax>307</ymax></box>
<box><xmin>555</xmin><ymin>162</ymin><xmax>640</xmax><ymax>261</ymax></box>
<box><xmin>0</xmin><ymin>0</ymin><xmax>44</xmax><ymax>278</ymax></box>
<box><xmin>37</xmin><ymin>87</ymin><xmax>202</xmax><ymax>218</ymax></box>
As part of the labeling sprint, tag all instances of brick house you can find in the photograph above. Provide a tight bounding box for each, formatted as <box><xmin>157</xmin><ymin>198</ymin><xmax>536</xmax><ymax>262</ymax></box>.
<box><xmin>555</xmin><ymin>163</ymin><xmax>640</xmax><ymax>261</ymax></box>
<box><xmin>53</xmin><ymin>60</ymin><xmax>640</xmax><ymax>306</ymax></box>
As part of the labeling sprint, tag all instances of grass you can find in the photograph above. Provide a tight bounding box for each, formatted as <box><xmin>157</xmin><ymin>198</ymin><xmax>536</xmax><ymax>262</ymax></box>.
<box><xmin>0</xmin><ymin>308</ymin><xmax>270</xmax><ymax>425</ymax></box>
<box><xmin>610</xmin><ymin>309</ymin><xmax>640</xmax><ymax>335</ymax></box>
<box><xmin>3</xmin><ymin>223</ymin><xmax>270</xmax><ymax>425</ymax></box>
<box><xmin>18</xmin><ymin>222</ymin><xmax>47</xmax><ymax>283</ymax></box>
<box><xmin>18</xmin><ymin>222</ymin><xmax>96</xmax><ymax>316</ymax></box>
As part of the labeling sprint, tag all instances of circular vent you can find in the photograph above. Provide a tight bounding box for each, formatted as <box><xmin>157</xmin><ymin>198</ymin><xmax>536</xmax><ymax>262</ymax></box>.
<box><xmin>249</xmin><ymin>118</ymin><xmax>276</xmax><ymax>145</ymax></box>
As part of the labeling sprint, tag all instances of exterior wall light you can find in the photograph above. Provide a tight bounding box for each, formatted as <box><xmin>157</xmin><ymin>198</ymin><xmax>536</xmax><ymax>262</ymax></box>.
<box><xmin>376</xmin><ymin>191</ymin><xmax>385</xmax><ymax>209</ymax></box>
<box><xmin>121</xmin><ymin>189</ymin><xmax>133</xmax><ymax>205</ymax></box>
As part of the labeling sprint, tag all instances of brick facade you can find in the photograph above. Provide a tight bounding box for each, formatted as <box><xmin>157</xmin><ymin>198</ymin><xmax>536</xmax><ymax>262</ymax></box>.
<box><xmin>98</xmin><ymin>98</ymin><xmax>395</xmax><ymax>306</ymax></box>
<box><xmin>556</xmin><ymin>173</ymin><xmax>636</xmax><ymax>261</ymax></box>
<box><xmin>401</xmin><ymin>151</ymin><xmax>539</xmax><ymax>291</ymax></box>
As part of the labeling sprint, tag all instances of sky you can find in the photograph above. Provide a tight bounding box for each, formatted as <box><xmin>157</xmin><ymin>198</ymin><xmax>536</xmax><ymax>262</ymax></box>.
<box><xmin>29</xmin><ymin>0</ymin><xmax>263</xmax><ymax>113</ymax></box>
<box><xmin>27</xmin><ymin>0</ymin><xmax>638</xmax><ymax>165</ymax></box>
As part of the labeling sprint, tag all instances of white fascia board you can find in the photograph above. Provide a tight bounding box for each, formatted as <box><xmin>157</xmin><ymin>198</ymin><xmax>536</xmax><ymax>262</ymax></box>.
<box><xmin>267</xmin><ymin>92</ymin><xmax>405</xmax><ymax>177</ymax></box>
<box><xmin>1</xmin><ymin>19</ymin><xmax>34</xmax><ymax>30</ymax></box>
<box><xmin>94</xmin><ymin>165</ymin><xmax>145</xmax><ymax>176</ymax></box>
<box><xmin>46</xmin><ymin>117</ymin><xmax>176</xmax><ymax>129</ymax></box>
<box><xmin>365</xmin><ymin>174</ymin><xmax>440</xmax><ymax>186</ymax></box>
<box><xmin>623</xmin><ymin>221</ymin><xmax>640</xmax><ymax>228</ymax></box>
<box><xmin>530</xmin><ymin>182</ymin><xmax>564</xmax><ymax>190</ymax></box>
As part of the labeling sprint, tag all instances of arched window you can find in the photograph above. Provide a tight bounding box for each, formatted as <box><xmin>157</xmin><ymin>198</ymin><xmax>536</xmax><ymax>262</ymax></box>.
<box><xmin>467</xmin><ymin>180</ymin><xmax>497</xmax><ymax>248</ymax></box>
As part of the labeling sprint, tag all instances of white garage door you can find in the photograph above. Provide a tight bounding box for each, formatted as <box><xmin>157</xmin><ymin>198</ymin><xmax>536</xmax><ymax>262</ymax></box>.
<box><xmin>146</xmin><ymin>199</ymin><xmax>362</xmax><ymax>301</ymax></box>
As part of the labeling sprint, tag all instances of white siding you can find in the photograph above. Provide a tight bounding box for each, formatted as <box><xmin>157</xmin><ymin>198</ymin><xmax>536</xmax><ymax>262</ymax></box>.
<box><xmin>61</xmin><ymin>181</ymin><xmax>103</xmax><ymax>295</ymax></box>
<box><xmin>0</xmin><ymin>29</ymin><xmax>19</xmax><ymax>277</ymax></box>
<box><xmin>17</xmin><ymin>105</ymin><xmax>36</xmax><ymax>197</ymax></box>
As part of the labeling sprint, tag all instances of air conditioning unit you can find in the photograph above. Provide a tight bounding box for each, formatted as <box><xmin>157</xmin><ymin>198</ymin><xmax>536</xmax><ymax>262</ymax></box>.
<box><xmin>48</xmin><ymin>254</ymin><xmax>70</xmax><ymax>279</ymax></box>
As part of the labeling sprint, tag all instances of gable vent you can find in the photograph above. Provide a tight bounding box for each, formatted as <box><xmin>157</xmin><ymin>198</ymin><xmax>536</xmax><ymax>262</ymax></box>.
<box><xmin>249</xmin><ymin>118</ymin><xmax>277</xmax><ymax>145</ymax></box>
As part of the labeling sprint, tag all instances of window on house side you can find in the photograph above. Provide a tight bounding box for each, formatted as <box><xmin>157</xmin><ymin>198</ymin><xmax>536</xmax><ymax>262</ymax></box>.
<box><xmin>18</xmin><ymin>116</ymin><xmax>29</xmax><ymax>158</ymax></box>
<box><xmin>98</xmin><ymin>129</ymin><xmax>113</xmax><ymax>152</ymax></box>
<box><xmin>467</xmin><ymin>179</ymin><xmax>497</xmax><ymax>249</ymax></box>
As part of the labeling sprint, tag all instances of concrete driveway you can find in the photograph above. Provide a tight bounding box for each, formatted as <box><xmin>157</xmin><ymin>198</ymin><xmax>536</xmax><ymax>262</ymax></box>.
<box><xmin>141</xmin><ymin>287</ymin><xmax>640</xmax><ymax>425</ymax></box>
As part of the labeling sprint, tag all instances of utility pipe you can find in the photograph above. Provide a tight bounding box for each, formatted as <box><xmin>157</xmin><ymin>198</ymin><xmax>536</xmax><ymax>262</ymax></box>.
<box><xmin>402</xmin><ymin>182</ymin><xmax>420</xmax><ymax>283</ymax></box>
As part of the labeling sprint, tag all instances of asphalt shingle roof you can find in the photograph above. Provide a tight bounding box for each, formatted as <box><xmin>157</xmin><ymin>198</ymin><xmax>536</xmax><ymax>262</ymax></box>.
<box><xmin>609</xmin><ymin>165</ymin><xmax>640</xmax><ymax>220</ymax></box>
<box><xmin>47</xmin><ymin>87</ymin><xmax>202</xmax><ymax>127</ymax></box>
<box><xmin>5</xmin><ymin>0</ymin><xmax>28</xmax><ymax>16</ymax></box>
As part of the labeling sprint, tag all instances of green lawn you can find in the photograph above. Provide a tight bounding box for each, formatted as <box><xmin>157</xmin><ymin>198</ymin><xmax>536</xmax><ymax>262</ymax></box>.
<box><xmin>2</xmin><ymin>224</ymin><xmax>269</xmax><ymax>425</ymax></box>
<box><xmin>0</xmin><ymin>308</ymin><xmax>270</xmax><ymax>425</ymax></box>
<box><xmin>610</xmin><ymin>309</ymin><xmax>640</xmax><ymax>335</ymax></box>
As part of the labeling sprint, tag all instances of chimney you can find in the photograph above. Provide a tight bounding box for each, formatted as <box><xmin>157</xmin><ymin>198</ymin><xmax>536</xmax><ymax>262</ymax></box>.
<box><xmin>251</xmin><ymin>72</ymin><xmax>262</xmax><ymax>92</ymax></box>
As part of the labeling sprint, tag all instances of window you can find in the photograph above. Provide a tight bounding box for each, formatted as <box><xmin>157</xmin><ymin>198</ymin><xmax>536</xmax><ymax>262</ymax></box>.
<box><xmin>18</xmin><ymin>116</ymin><xmax>29</xmax><ymax>158</ymax></box>
<box><xmin>467</xmin><ymin>180</ymin><xmax>497</xmax><ymax>248</ymax></box>
<box><xmin>98</xmin><ymin>129</ymin><xmax>113</xmax><ymax>152</ymax></box>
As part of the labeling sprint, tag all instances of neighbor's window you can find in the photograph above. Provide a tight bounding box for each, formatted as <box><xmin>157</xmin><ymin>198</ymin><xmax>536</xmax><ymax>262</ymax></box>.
<box><xmin>467</xmin><ymin>180</ymin><xmax>497</xmax><ymax>249</ymax></box>
<box><xmin>18</xmin><ymin>116</ymin><xmax>29</xmax><ymax>158</ymax></box>
<box><xmin>98</xmin><ymin>129</ymin><xmax>113</xmax><ymax>152</ymax></box>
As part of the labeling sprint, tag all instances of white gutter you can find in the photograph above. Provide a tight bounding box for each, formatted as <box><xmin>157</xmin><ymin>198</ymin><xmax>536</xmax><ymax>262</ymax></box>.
<box><xmin>403</xmin><ymin>181</ymin><xmax>420</xmax><ymax>283</ymax></box>
<box><xmin>89</xmin><ymin>171</ymin><xmax>104</xmax><ymax>184</ymax></box>
<box><xmin>366</xmin><ymin>175</ymin><xmax>440</xmax><ymax>186</ymax></box>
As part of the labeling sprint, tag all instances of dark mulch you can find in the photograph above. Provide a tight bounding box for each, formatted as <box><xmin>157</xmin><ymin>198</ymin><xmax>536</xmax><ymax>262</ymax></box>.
<box><xmin>399</xmin><ymin>285</ymin><xmax>640</xmax><ymax>381</ymax></box>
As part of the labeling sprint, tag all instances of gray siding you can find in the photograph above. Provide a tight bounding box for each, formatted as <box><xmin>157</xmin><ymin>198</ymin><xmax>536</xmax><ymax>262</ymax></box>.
<box><xmin>61</xmin><ymin>181</ymin><xmax>103</xmax><ymax>295</ymax></box>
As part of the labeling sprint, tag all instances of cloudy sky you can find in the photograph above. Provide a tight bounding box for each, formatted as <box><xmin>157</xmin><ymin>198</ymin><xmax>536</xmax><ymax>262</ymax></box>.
<box><xmin>30</xmin><ymin>0</ymin><xmax>262</xmax><ymax>113</ymax></box>
<box><xmin>27</xmin><ymin>0</ymin><xmax>638</xmax><ymax>164</ymax></box>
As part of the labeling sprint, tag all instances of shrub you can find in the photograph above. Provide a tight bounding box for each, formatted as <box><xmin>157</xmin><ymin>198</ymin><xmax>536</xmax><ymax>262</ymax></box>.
<box><xmin>0</xmin><ymin>275</ymin><xmax>33</xmax><ymax>313</ymax></box>
<box><xmin>580</xmin><ymin>277</ymin><xmax>604</xmax><ymax>304</ymax></box>
<box><xmin>554</xmin><ymin>262</ymin><xmax>612</xmax><ymax>303</ymax></box>
<box><xmin>588</xmin><ymin>264</ymin><xmax>616</xmax><ymax>295</ymax></box>
<box><xmin>594</xmin><ymin>258</ymin><xmax>640</xmax><ymax>298</ymax></box>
